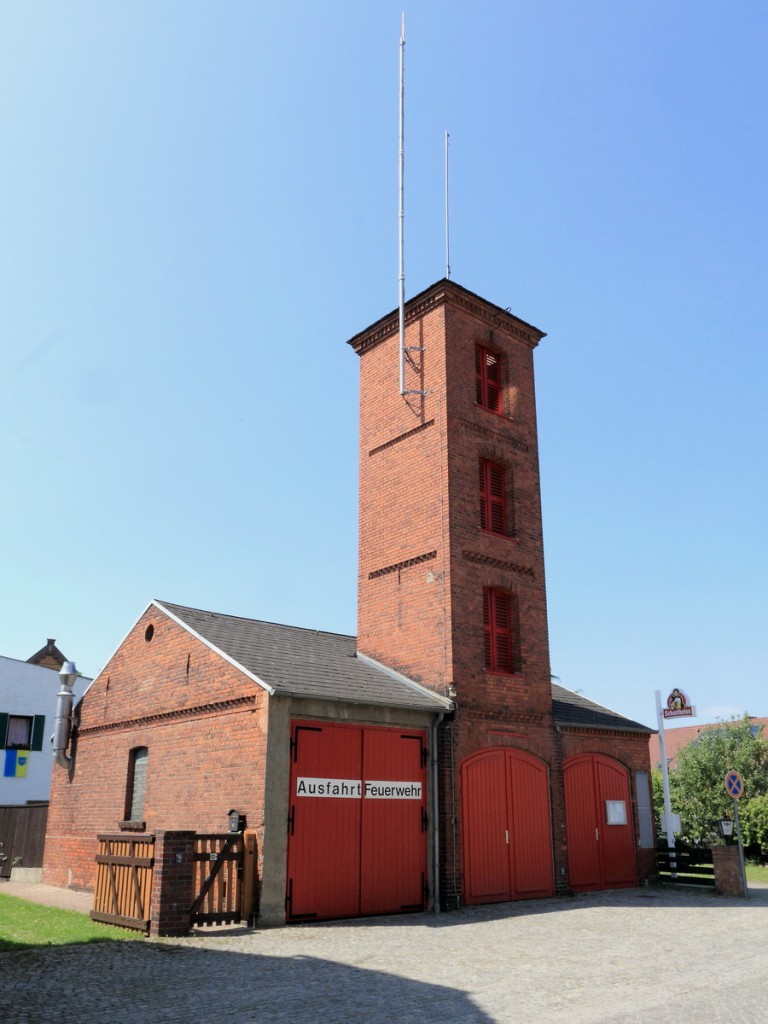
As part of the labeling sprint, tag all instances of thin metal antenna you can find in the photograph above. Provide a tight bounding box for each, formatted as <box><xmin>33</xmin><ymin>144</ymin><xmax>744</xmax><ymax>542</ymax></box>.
<box><xmin>398</xmin><ymin>12</ymin><xmax>406</xmax><ymax>396</ymax></box>
<box><xmin>444</xmin><ymin>130</ymin><xmax>451</xmax><ymax>279</ymax></box>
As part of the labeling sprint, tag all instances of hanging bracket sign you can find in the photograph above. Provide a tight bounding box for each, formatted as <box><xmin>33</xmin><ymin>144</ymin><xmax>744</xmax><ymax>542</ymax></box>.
<box><xmin>662</xmin><ymin>688</ymin><xmax>695</xmax><ymax>719</ymax></box>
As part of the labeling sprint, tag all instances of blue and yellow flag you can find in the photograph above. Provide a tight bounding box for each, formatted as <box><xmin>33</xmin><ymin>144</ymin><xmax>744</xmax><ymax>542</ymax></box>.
<box><xmin>3</xmin><ymin>749</ymin><xmax>29</xmax><ymax>778</ymax></box>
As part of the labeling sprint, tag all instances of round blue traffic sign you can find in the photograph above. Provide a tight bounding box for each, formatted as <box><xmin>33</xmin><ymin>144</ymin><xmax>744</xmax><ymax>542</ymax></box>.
<box><xmin>725</xmin><ymin>770</ymin><xmax>744</xmax><ymax>799</ymax></box>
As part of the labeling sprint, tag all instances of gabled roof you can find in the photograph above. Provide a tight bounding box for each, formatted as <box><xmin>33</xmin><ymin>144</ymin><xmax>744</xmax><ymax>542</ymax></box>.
<box><xmin>26</xmin><ymin>638</ymin><xmax>67</xmax><ymax>669</ymax></box>
<box><xmin>154</xmin><ymin>600</ymin><xmax>453</xmax><ymax>713</ymax></box>
<box><xmin>552</xmin><ymin>682</ymin><xmax>654</xmax><ymax>734</ymax></box>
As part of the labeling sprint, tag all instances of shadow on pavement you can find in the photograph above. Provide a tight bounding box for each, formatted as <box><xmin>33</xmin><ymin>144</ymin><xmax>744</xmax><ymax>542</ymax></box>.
<box><xmin>4</xmin><ymin>941</ymin><xmax>491</xmax><ymax>1024</ymax></box>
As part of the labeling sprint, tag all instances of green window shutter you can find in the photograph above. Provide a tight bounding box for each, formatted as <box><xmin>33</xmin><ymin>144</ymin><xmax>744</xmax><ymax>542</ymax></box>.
<box><xmin>0</xmin><ymin>712</ymin><xmax>8</xmax><ymax>749</ymax></box>
<box><xmin>31</xmin><ymin>715</ymin><xmax>46</xmax><ymax>751</ymax></box>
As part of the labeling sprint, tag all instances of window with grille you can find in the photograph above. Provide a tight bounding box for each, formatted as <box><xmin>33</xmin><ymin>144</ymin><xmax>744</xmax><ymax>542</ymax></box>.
<box><xmin>483</xmin><ymin>588</ymin><xmax>520</xmax><ymax>674</ymax></box>
<box><xmin>125</xmin><ymin>747</ymin><xmax>148</xmax><ymax>823</ymax></box>
<box><xmin>479</xmin><ymin>458</ymin><xmax>507</xmax><ymax>535</ymax></box>
<box><xmin>475</xmin><ymin>344</ymin><xmax>502</xmax><ymax>413</ymax></box>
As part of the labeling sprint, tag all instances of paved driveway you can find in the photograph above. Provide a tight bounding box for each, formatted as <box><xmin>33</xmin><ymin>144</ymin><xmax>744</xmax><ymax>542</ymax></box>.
<box><xmin>3</xmin><ymin>885</ymin><xmax>768</xmax><ymax>1023</ymax></box>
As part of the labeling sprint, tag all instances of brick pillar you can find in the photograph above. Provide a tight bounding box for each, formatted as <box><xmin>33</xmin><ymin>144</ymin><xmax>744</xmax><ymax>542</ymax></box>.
<box><xmin>150</xmin><ymin>830</ymin><xmax>196</xmax><ymax>937</ymax></box>
<box><xmin>712</xmin><ymin>844</ymin><xmax>745</xmax><ymax>897</ymax></box>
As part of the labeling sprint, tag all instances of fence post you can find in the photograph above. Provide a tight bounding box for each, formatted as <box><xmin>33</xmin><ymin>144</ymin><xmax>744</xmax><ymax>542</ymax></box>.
<box><xmin>149</xmin><ymin>831</ymin><xmax>196</xmax><ymax>937</ymax></box>
<box><xmin>240</xmin><ymin>829</ymin><xmax>260</xmax><ymax>926</ymax></box>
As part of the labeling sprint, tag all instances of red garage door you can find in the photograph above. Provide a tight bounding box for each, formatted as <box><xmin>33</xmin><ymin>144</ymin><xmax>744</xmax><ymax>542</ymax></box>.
<box><xmin>286</xmin><ymin>721</ymin><xmax>428</xmax><ymax>922</ymax></box>
<box><xmin>564</xmin><ymin>754</ymin><xmax>637</xmax><ymax>892</ymax></box>
<box><xmin>461</xmin><ymin>748</ymin><xmax>554</xmax><ymax>904</ymax></box>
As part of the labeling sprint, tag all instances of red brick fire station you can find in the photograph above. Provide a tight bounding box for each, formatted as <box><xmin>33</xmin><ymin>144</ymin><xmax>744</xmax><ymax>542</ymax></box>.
<box><xmin>43</xmin><ymin>279</ymin><xmax>656</xmax><ymax>924</ymax></box>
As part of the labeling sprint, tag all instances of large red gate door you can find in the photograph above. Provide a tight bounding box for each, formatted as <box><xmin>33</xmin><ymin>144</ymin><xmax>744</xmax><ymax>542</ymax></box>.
<box><xmin>286</xmin><ymin>721</ymin><xmax>428</xmax><ymax>922</ymax></box>
<box><xmin>461</xmin><ymin>748</ymin><xmax>554</xmax><ymax>904</ymax></box>
<box><xmin>564</xmin><ymin>754</ymin><xmax>637</xmax><ymax>892</ymax></box>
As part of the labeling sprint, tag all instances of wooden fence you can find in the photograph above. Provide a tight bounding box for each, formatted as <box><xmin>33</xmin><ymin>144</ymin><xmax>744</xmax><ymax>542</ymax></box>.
<box><xmin>0</xmin><ymin>802</ymin><xmax>48</xmax><ymax>878</ymax></box>
<box><xmin>656</xmin><ymin>840</ymin><xmax>715</xmax><ymax>888</ymax></box>
<box><xmin>91</xmin><ymin>833</ymin><xmax>155</xmax><ymax>932</ymax></box>
<box><xmin>90</xmin><ymin>830</ymin><xmax>255</xmax><ymax>935</ymax></box>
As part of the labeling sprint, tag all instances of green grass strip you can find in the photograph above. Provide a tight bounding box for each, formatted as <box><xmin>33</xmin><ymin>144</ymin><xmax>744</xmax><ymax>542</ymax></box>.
<box><xmin>0</xmin><ymin>893</ymin><xmax>143</xmax><ymax>951</ymax></box>
<box><xmin>746</xmin><ymin>863</ymin><xmax>768</xmax><ymax>884</ymax></box>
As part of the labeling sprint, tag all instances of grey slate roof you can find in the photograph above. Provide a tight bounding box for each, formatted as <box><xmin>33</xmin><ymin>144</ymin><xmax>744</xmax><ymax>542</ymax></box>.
<box><xmin>552</xmin><ymin>682</ymin><xmax>654</xmax><ymax>734</ymax></box>
<box><xmin>152</xmin><ymin>601</ymin><xmax>651</xmax><ymax>729</ymax></box>
<box><xmin>154</xmin><ymin>601</ymin><xmax>452</xmax><ymax>713</ymax></box>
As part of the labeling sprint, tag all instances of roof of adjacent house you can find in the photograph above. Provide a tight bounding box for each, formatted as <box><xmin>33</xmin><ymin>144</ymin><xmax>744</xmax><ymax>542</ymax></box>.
<box><xmin>26</xmin><ymin>638</ymin><xmax>67</xmax><ymax>670</ymax></box>
<box><xmin>551</xmin><ymin>683</ymin><xmax>654</xmax><ymax>734</ymax></box>
<box><xmin>648</xmin><ymin>717</ymin><xmax>768</xmax><ymax>768</ymax></box>
<box><xmin>155</xmin><ymin>600</ymin><xmax>453</xmax><ymax>713</ymax></box>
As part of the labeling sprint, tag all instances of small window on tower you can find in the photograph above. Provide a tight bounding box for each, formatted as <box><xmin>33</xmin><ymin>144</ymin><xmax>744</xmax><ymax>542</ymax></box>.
<box><xmin>483</xmin><ymin>588</ymin><xmax>520</xmax><ymax>674</ymax></box>
<box><xmin>479</xmin><ymin>458</ymin><xmax>507</xmax><ymax>535</ymax></box>
<box><xmin>475</xmin><ymin>344</ymin><xmax>502</xmax><ymax>413</ymax></box>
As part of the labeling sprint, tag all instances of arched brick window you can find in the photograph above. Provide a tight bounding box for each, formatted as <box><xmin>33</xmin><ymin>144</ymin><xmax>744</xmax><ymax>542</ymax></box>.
<box><xmin>125</xmin><ymin>747</ymin><xmax>148</xmax><ymax>823</ymax></box>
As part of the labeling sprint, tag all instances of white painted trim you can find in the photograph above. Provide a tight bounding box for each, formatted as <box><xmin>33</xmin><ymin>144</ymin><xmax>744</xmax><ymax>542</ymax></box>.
<box><xmin>355</xmin><ymin>651</ymin><xmax>453</xmax><ymax>711</ymax></box>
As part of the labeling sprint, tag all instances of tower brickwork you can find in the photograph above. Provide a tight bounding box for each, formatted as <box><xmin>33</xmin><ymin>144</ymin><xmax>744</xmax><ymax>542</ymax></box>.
<box><xmin>349</xmin><ymin>279</ymin><xmax>558</xmax><ymax>903</ymax></box>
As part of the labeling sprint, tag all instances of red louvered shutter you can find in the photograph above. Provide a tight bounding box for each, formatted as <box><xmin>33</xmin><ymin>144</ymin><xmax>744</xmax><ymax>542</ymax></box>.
<box><xmin>488</xmin><ymin>462</ymin><xmax>506</xmax><ymax>535</ymax></box>
<box><xmin>485</xmin><ymin>350</ymin><xmax>501</xmax><ymax>412</ymax></box>
<box><xmin>480</xmin><ymin>459</ymin><xmax>506</xmax><ymax>535</ymax></box>
<box><xmin>483</xmin><ymin>588</ymin><xmax>516</xmax><ymax>673</ymax></box>
<box><xmin>476</xmin><ymin>345</ymin><xmax>502</xmax><ymax>413</ymax></box>
<box><xmin>483</xmin><ymin>589</ymin><xmax>493</xmax><ymax>668</ymax></box>
<box><xmin>475</xmin><ymin>345</ymin><xmax>485</xmax><ymax>406</ymax></box>
<box><xmin>479</xmin><ymin>459</ymin><xmax>488</xmax><ymax>530</ymax></box>
<box><xmin>492</xmin><ymin>591</ymin><xmax>513</xmax><ymax>672</ymax></box>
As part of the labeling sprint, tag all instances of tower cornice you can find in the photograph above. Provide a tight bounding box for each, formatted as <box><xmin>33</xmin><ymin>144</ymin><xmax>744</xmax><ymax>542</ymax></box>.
<box><xmin>346</xmin><ymin>278</ymin><xmax>546</xmax><ymax>356</ymax></box>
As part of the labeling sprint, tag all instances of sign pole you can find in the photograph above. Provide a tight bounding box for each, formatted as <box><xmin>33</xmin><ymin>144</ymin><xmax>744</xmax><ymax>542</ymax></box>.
<box><xmin>732</xmin><ymin>798</ymin><xmax>749</xmax><ymax>899</ymax></box>
<box><xmin>655</xmin><ymin>690</ymin><xmax>675</xmax><ymax>851</ymax></box>
<box><xmin>725</xmin><ymin>770</ymin><xmax>749</xmax><ymax>900</ymax></box>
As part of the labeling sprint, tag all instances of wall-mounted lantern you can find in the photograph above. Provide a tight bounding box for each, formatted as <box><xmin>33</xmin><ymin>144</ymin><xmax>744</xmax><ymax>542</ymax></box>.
<box><xmin>719</xmin><ymin>818</ymin><xmax>735</xmax><ymax>843</ymax></box>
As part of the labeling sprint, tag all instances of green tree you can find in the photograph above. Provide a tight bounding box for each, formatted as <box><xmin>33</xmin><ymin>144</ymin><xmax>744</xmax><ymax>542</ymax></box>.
<box><xmin>741</xmin><ymin>793</ymin><xmax>768</xmax><ymax>858</ymax></box>
<box><xmin>666</xmin><ymin>715</ymin><xmax>768</xmax><ymax>847</ymax></box>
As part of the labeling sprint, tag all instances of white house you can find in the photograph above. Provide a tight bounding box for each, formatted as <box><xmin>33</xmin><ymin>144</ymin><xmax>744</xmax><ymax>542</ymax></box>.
<box><xmin>0</xmin><ymin>652</ymin><xmax>89</xmax><ymax>804</ymax></box>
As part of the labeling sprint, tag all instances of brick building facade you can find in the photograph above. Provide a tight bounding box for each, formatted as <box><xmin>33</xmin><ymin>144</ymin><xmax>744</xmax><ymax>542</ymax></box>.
<box><xmin>43</xmin><ymin>279</ymin><xmax>656</xmax><ymax>924</ymax></box>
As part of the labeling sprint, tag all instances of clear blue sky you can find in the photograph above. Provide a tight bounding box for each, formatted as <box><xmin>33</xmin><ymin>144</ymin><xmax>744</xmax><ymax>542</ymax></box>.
<box><xmin>2</xmin><ymin>2</ymin><xmax>766</xmax><ymax>730</ymax></box>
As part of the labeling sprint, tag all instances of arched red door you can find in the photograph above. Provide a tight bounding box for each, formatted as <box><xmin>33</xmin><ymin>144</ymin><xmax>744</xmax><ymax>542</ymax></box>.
<box><xmin>564</xmin><ymin>754</ymin><xmax>637</xmax><ymax>891</ymax></box>
<box><xmin>461</xmin><ymin>748</ymin><xmax>554</xmax><ymax>904</ymax></box>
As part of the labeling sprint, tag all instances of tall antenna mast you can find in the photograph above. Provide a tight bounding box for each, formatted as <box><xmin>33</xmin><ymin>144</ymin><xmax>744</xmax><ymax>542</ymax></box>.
<box><xmin>444</xmin><ymin>130</ymin><xmax>451</xmax><ymax>279</ymax></box>
<box><xmin>398</xmin><ymin>12</ymin><xmax>406</xmax><ymax>396</ymax></box>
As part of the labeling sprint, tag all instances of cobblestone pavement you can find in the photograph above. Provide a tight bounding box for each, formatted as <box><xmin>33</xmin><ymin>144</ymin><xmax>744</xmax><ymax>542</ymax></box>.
<box><xmin>3</xmin><ymin>885</ymin><xmax>768</xmax><ymax>1024</ymax></box>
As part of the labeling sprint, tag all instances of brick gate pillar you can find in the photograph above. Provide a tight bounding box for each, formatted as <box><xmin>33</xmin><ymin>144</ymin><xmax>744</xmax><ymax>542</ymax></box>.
<box><xmin>150</xmin><ymin>830</ymin><xmax>196</xmax><ymax>937</ymax></box>
<box><xmin>712</xmin><ymin>844</ymin><xmax>746</xmax><ymax>897</ymax></box>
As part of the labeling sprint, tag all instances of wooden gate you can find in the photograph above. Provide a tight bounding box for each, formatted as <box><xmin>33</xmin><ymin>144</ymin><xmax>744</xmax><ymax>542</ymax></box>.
<box><xmin>91</xmin><ymin>833</ymin><xmax>155</xmax><ymax>932</ymax></box>
<box><xmin>564</xmin><ymin>754</ymin><xmax>638</xmax><ymax>891</ymax></box>
<box><xmin>191</xmin><ymin>833</ymin><xmax>245</xmax><ymax>926</ymax></box>
<box><xmin>0</xmin><ymin>802</ymin><xmax>48</xmax><ymax>878</ymax></box>
<box><xmin>461</xmin><ymin>748</ymin><xmax>554</xmax><ymax>904</ymax></box>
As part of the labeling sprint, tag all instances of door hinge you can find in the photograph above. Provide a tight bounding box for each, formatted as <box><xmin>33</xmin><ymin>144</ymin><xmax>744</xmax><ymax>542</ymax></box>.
<box><xmin>287</xmin><ymin>806</ymin><xmax>295</xmax><ymax>836</ymax></box>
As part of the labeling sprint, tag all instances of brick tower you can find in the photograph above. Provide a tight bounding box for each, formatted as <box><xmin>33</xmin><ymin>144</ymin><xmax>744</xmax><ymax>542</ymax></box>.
<box><xmin>349</xmin><ymin>278</ymin><xmax>559</xmax><ymax>906</ymax></box>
